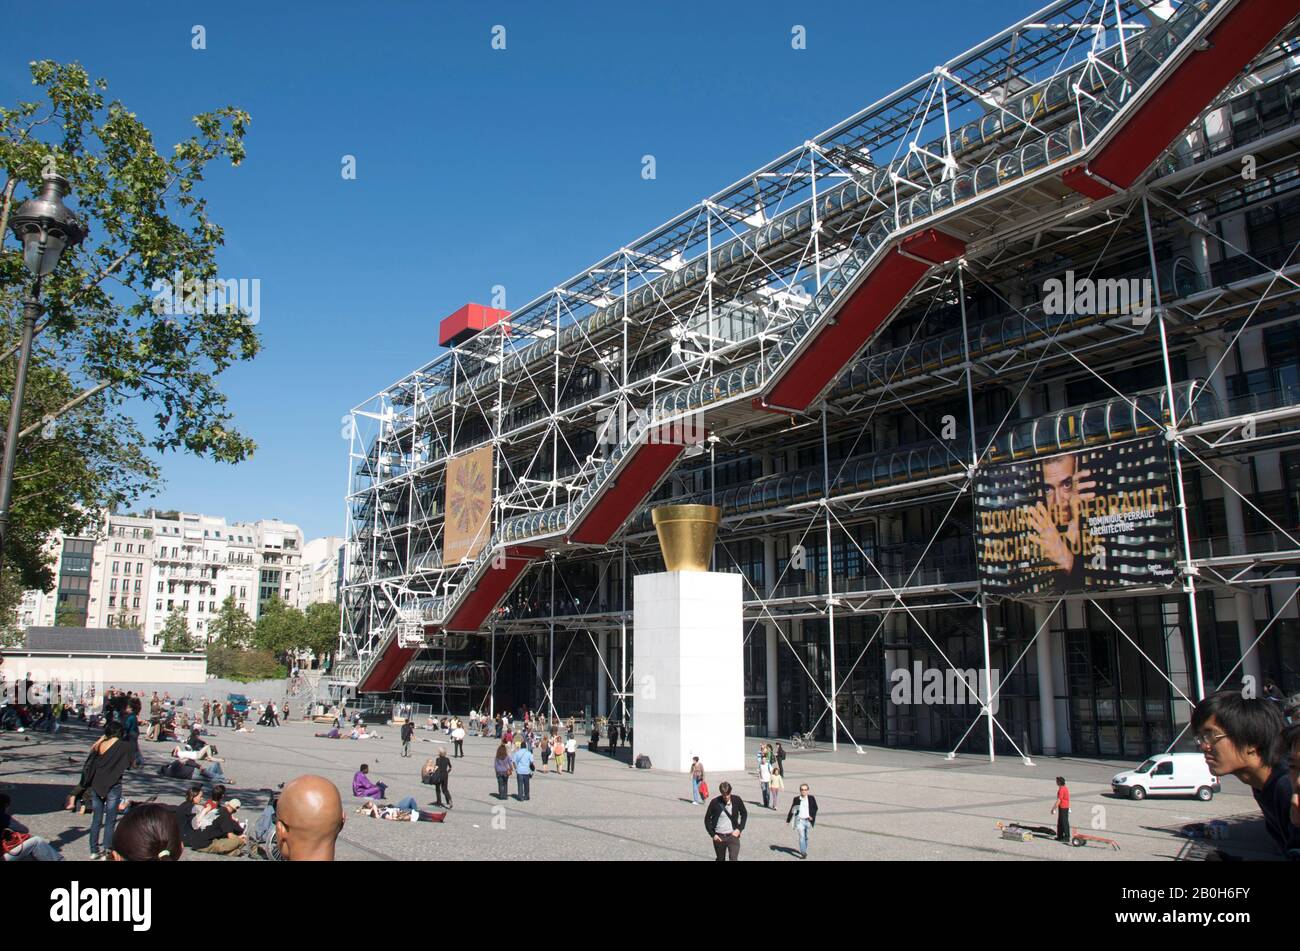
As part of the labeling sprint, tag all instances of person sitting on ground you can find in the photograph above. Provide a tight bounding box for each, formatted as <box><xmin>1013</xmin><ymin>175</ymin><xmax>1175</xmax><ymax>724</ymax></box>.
<box><xmin>108</xmin><ymin>803</ymin><xmax>182</xmax><ymax>861</ymax></box>
<box><xmin>352</xmin><ymin>763</ymin><xmax>387</xmax><ymax>800</ymax></box>
<box><xmin>349</xmin><ymin>726</ymin><xmax>371</xmax><ymax>740</ymax></box>
<box><xmin>191</xmin><ymin>790</ymin><xmax>247</xmax><ymax>856</ymax></box>
<box><xmin>173</xmin><ymin>785</ymin><xmax>210</xmax><ymax>852</ymax></box>
<box><xmin>355</xmin><ymin>797</ymin><xmax>446</xmax><ymax>822</ymax></box>
<box><xmin>1192</xmin><ymin>690</ymin><xmax>1300</xmax><ymax>859</ymax></box>
<box><xmin>276</xmin><ymin>775</ymin><xmax>345</xmax><ymax>861</ymax></box>
<box><xmin>1</xmin><ymin>793</ymin><xmax>64</xmax><ymax>861</ymax></box>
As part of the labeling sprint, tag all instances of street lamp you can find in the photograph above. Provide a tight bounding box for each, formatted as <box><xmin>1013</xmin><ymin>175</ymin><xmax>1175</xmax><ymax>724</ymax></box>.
<box><xmin>0</xmin><ymin>173</ymin><xmax>88</xmax><ymax>569</ymax></box>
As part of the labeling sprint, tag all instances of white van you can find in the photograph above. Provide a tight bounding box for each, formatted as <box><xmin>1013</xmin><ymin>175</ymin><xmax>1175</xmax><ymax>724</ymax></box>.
<box><xmin>1111</xmin><ymin>752</ymin><xmax>1221</xmax><ymax>801</ymax></box>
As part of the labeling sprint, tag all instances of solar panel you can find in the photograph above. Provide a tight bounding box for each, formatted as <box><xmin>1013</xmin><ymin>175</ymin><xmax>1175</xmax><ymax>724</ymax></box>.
<box><xmin>24</xmin><ymin>627</ymin><xmax>145</xmax><ymax>653</ymax></box>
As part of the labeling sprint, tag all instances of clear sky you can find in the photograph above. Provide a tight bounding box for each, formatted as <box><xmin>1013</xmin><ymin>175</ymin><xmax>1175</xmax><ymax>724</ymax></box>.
<box><xmin>2</xmin><ymin>0</ymin><xmax>1033</xmax><ymax>540</ymax></box>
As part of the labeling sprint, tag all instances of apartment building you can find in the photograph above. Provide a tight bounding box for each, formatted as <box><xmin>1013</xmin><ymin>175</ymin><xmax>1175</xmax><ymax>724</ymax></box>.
<box><xmin>15</xmin><ymin>512</ymin><xmax>308</xmax><ymax>651</ymax></box>
<box><xmin>297</xmin><ymin>535</ymin><xmax>344</xmax><ymax>609</ymax></box>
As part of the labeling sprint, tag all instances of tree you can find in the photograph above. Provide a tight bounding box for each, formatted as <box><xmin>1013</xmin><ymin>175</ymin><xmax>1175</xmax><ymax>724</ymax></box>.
<box><xmin>303</xmin><ymin>601</ymin><xmax>340</xmax><ymax>658</ymax></box>
<box><xmin>253</xmin><ymin>596</ymin><xmax>306</xmax><ymax>655</ymax></box>
<box><xmin>54</xmin><ymin>605</ymin><xmax>84</xmax><ymax>627</ymax></box>
<box><xmin>208</xmin><ymin>593</ymin><xmax>254</xmax><ymax>649</ymax></box>
<box><xmin>0</xmin><ymin>61</ymin><xmax>257</xmax><ymax>628</ymax></box>
<box><xmin>159</xmin><ymin>611</ymin><xmax>195</xmax><ymax>652</ymax></box>
<box><xmin>206</xmin><ymin>644</ymin><xmax>283</xmax><ymax>682</ymax></box>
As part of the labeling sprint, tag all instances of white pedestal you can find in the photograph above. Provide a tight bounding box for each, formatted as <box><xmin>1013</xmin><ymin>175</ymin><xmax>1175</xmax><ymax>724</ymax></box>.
<box><xmin>632</xmin><ymin>570</ymin><xmax>745</xmax><ymax>773</ymax></box>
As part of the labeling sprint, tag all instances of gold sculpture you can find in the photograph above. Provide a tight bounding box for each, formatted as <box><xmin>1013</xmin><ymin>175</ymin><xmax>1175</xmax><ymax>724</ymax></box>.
<box><xmin>651</xmin><ymin>504</ymin><xmax>721</xmax><ymax>571</ymax></box>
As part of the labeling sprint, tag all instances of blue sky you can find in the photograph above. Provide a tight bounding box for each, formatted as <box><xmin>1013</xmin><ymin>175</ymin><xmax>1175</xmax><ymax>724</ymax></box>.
<box><xmin>3</xmin><ymin>0</ymin><xmax>1031</xmax><ymax>540</ymax></box>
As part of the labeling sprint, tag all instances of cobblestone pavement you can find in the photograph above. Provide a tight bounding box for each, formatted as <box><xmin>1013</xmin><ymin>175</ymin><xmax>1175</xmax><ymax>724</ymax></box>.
<box><xmin>0</xmin><ymin>719</ymin><xmax>1279</xmax><ymax>861</ymax></box>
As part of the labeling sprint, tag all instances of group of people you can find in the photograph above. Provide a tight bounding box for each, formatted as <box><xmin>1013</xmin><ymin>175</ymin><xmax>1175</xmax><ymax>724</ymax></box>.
<box><xmin>701</xmin><ymin>779</ymin><xmax>819</xmax><ymax>861</ymax></box>
<box><xmin>755</xmin><ymin>743</ymin><xmax>787</xmax><ymax>810</ymax></box>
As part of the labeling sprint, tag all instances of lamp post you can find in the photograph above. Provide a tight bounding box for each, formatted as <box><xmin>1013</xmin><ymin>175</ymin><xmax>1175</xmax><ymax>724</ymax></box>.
<box><xmin>0</xmin><ymin>173</ymin><xmax>87</xmax><ymax>570</ymax></box>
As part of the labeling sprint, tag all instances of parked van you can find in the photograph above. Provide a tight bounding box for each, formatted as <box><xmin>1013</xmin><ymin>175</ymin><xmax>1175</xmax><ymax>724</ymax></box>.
<box><xmin>1111</xmin><ymin>752</ymin><xmax>1221</xmax><ymax>801</ymax></box>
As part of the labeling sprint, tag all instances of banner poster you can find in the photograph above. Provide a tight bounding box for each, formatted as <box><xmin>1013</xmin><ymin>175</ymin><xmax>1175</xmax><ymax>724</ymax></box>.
<box><xmin>974</xmin><ymin>436</ymin><xmax>1178</xmax><ymax>596</ymax></box>
<box><xmin>443</xmin><ymin>444</ymin><xmax>494</xmax><ymax>564</ymax></box>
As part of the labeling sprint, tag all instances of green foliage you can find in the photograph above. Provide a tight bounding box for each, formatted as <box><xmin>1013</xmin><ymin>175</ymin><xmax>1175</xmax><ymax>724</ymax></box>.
<box><xmin>208</xmin><ymin>593</ymin><xmax>254</xmax><ymax>649</ymax></box>
<box><xmin>303</xmin><ymin>601</ymin><xmax>340</xmax><ymax>657</ymax></box>
<box><xmin>253</xmin><ymin>595</ymin><xmax>306</xmax><ymax>654</ymax></box>
<box><xmin>0</xmin><ymin>60</ymin><xmax>256</xmax><ymax>607</ymax></box>
<box><xmin>205</xmin><ymin>644</ymin><xmax>284</xmax><ymax>682</ymax></box>
<box><xmin>54</xmin><ymin>605</ymin><xmax>84</xmax><ymax>627</ymax></box>
<box><xmin>159</xmin><ymin>611</ymin><xmax>196</xmax><ymax>652</ymax></box>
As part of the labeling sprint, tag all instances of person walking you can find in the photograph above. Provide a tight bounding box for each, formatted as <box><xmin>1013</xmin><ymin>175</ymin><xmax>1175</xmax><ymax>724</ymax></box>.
<box><xmin>512</xmin><ymin>740</ymin><xmax>535</xmax><ymax>801</ymax></box>
<box><xmin>452</xmin><ymin>721</ymin><xmax>466</xmax><ymax>758</ymax></box>
<box><xmin>690</xmin><ymin>757</ymin><xmax>706</xmax><ymax>805</ymax></box>
<box><xmin>704</xmin><ymin>781</ymin><xmax>747</xmax><ymax>861</ymax></box>
<box><xmin>1052</xmin><ymin>776</ymin><xmax>1071</xmax><ymax>843</ymax></box>
<box><xmin>201</xmin><ymin>698</ymin><xmax>210</xmax><ymax>727</ymax></box>
<box><xmin>769</xmin><ymin>764</ymin><xmax>785</xmax><ymax>812</ymax></box>
<box><xmin>224</xmin><ymin>702</ymin><xmax>235</xmax><ymax>728</ymax></box>
<box><xmin>552</xmin><ymin>734</ymin><xmax>566</xmax><ymax>775</ymax></box>
<box><xmin>493</xmin><ymin>743</ymin><xmax>513</xmax><ymax>800</ymax></box>
<box><xmin>431</xmin><ymin>747</ymin><xmax>453</xmax><ymax>808</ymax></box>
<box><xmin>401</xmin><ymin>719</ymin><xmax>414</xmax><ymax>758</ymax></box>
<box><xmin>785</xmin><ymin>783</ymin><xmax>818</xmax><ymax>859</ymax></box>
<box><xmin>758</xmin><ymin>755</ymin><xmax>772</xmax><ymax>809</ymax></box>
<box><xmin>540</xmin><ymin>732</ymin><xmax>552</xmax><ymax>773</ymax></box>
<box><xmin>773</xmin><ymin>742</ymin><xmax>787</xmax><ymax>778</ymax></box>
<box><xmin>84</xmin><ymin>722</ymin><xmax>131</xmax><ymax>859</ymax></box>
<box><xmin>565</xmin><ymin>734</ymin><xmax>577</xmax><ymax>773</ymax></box>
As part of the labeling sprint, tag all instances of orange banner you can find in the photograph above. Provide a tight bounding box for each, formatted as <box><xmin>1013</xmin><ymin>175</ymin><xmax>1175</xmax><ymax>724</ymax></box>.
<box><xmin>443</xmin><ymin>445</ymin><xmax>494</xmax><ymax>564</ymax></box>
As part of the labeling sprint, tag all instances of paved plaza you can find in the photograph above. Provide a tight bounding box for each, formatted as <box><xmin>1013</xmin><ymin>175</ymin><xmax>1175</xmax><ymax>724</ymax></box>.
<box><xmin>0</xmin><ymin>716</ymin><xmax>1282</xmax><ymax>861</ymax></box>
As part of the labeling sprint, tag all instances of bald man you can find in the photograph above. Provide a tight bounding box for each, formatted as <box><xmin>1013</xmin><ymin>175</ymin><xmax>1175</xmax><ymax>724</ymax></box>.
<box><xmin>275</xmin><ymin>775</ymin><xmax>345</xmax><ymax>861</ymax></box>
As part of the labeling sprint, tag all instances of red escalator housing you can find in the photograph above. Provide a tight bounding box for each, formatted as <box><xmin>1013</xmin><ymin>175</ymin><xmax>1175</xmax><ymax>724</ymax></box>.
<box><xmin>443</xmin><ymin>545</ymin><xmax>546</xmax><ymax>632</ymax></box>
<box><xmin>1066</xmin><ymin>0</ymin><xmax>1300</xmax><ymax>195</ymax></box>
<box><xmin>758</xmin><ymin>228</ymin><xmax>966</xmax><ymax>413</ymax></box>
<box><xmin>567</xmin><ymin>439</ymin><xmax>690</xmax><ymax>544</ymax></box>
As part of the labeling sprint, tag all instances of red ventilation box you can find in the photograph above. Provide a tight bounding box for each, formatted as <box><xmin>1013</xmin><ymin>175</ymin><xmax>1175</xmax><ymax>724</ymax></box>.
<box><xmin>438</xmin><ymin>303</ymin><xmax>511</xmax><ymax>348</ymax></box>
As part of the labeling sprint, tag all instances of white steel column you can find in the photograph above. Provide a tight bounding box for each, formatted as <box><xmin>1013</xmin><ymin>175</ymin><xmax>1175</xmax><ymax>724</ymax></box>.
<box><xmin>821</xmin><ymin>409</ymin><xmax>838</xmax><ymax>752</ymax></box>
<box><xmin>1143</xmin><ymin>195</ymin><xmax>1207</xmax><ymax>701</ymax></box>
<box><xmin>959</xmin><ymin>263</ymin><xmax>995</xmax><ymax>763</ymax></box>
<box><xmin>762</xmin><ymin>453</ymin><xmax>779</xmax><ymax>736</ymax></box>
<box><xmin>596</xmin><ymin>629</ymin><xmax>609</xmax><ymax>719</ymax></box>
<box><xmin>1034</xmin><ymin>603</ymin><xmax>1058</xmax><ymax>756</ymax></box>
<box><xmin>1200</xmin><ymin>334</ymin><xmax>1263</xmax><ymax>687</ymax></box>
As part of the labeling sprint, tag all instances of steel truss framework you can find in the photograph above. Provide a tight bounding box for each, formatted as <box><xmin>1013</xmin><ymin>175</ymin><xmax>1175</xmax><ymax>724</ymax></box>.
<box><xmin>335</xmin><ymin>0</ymin><xmax>1300</xmax><ymax>760</ymax></box>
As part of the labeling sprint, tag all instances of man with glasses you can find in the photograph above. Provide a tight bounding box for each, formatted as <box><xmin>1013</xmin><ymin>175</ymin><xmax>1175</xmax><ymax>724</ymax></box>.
<box><xmin>1192</xmin><ymin>691</ymin><xmax>1300</xmax><ymax>858</ymax></box>
<box><xmin>785</xmin><ymin>783</ymin><xmax>818</xmax><ymax>859</ymax></box>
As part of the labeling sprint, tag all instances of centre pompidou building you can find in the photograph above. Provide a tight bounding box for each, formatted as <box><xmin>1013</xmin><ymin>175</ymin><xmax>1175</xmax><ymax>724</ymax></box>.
<box><xmin>333</xmin><ymin>0</ymin><xmax>1300</xmax><ymax>760</ymax></box>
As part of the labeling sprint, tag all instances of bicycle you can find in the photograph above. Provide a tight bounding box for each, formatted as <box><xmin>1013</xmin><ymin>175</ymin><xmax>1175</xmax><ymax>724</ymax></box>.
<box><xmin>790</xmin><ymin>731</ymin><xmax>817</xmax><ymax>750</ymax></box>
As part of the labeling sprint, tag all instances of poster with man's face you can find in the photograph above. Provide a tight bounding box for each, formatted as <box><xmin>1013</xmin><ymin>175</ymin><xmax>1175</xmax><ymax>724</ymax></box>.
<box><xmin>973</xmin><ymin>436</ymin><xmax>1177</xmax><ymax>596</ymax></box>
